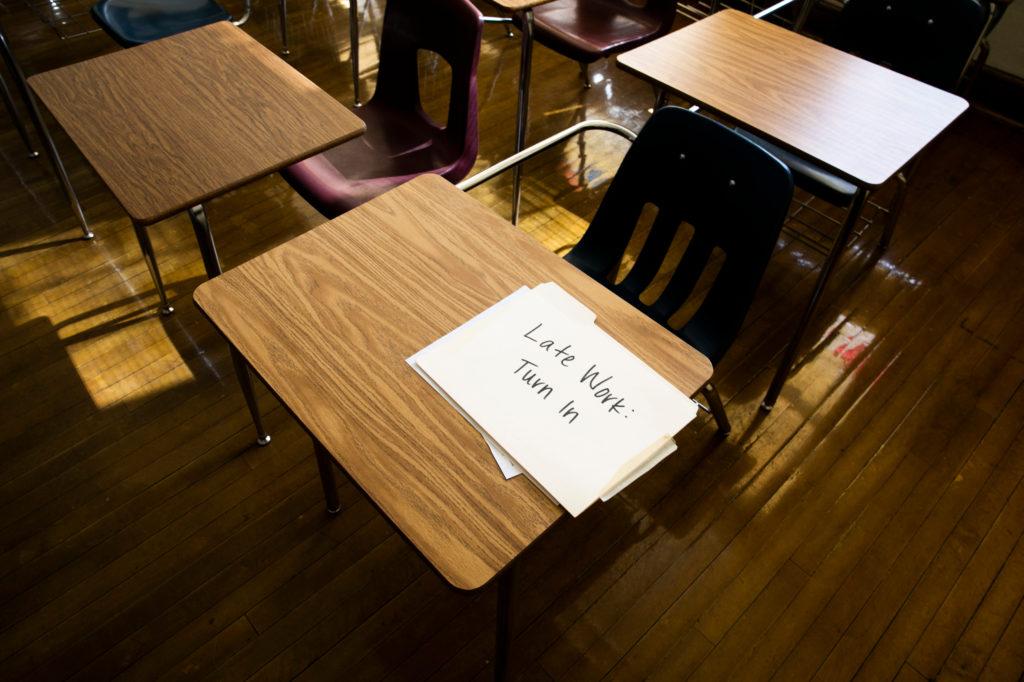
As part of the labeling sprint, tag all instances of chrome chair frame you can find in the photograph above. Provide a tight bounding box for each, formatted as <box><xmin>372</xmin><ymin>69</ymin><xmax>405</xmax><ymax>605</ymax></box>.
<box><xmin>1</xmin><ymin>70</ymin><xmax>37</xmax><ymax>158</ymax></box>
<box><xmin>0</xmin><ymin>24</ymin><xmax>92</xmax><ymax>239</ymax></box>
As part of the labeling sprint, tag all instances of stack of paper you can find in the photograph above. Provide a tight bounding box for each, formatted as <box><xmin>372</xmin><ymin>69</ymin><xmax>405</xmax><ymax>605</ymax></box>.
<box><xmin>408</xmin><ymin>283</ymin><xmax>699</xmax><ymax>517</ymax></box>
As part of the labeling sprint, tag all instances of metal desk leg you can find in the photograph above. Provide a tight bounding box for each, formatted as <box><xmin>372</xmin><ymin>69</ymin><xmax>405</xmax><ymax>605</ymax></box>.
<box><xmin>495</xmin><ymin>559</ymin><xmax>517</xmax><ymax>682</ymax></box>
<box><xmin>510</xmin><ymin>9</ymin><xmax>533</xmax><ymax>226</ymax></box>
<box><xmin>350</xmin><ymin>0</ymin><xmax>361</xmax><ymax>107</ymax></box>
<box><xmin>762</xmin><ymin>188</ymin><xmax>866</xmax><ymax>411</ymax></box>
<box><xmin>279</xmin><ymin>0</ymin><xmax>290</xmax><ymax>55</ymax></box>
<box><xmin>654</xmin><ymin>87</ymin><xmax>669</xmax><ymax>111</ymax></box>
<box><xmin>188</xmin><ymin>203</ymin><xmax>223</xmax><ymax>278</ymax></box>
<box><xmin>231</xmin><ymin>346</ymin><xmax>272</xmax><ymax>446</ymax></box>
<box><xmin>189</xmin><ymin>204</ymin><xmax>271</xmax><ymax>446</ymax></box>
<box><xmin>1</xmin><ymin>73</ymin><xmax>37</xmax><ymax>157</ymax></box>
<box><xmin>133</xmin><ymin>220</ymin><xmax>174</xmax><ymax>315</ymax></box>
<box><xmin>314</xmin><ymin>440</ymin><xmax>341</xmax><ymax>514</ymax></box>
<box><xmin>0</xmin><ymin>27</ymin><xmax>92</xmax><ymax>240</ymax></box>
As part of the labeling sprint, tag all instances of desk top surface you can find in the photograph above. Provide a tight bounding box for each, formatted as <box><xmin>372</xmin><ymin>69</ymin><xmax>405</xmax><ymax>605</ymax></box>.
<box><xmin>617</xmin><ymin>10</ymin><xmax>968</xmax><ymax>187</ymax></box>
<box><xmin>29</xmin><ymin>22</ymin><xmax>365</xmax><ymax>225</ymax></box>
<box><xmin>194</xmin><ymin>174</ymin><xmax>713</xmax><ymax>590</ymax></box>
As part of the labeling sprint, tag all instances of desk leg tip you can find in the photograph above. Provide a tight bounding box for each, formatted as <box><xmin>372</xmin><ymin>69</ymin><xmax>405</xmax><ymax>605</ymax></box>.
<box><xmin>82</xmin><ymin>230</ymin><xmax>95</xmax><ymax>240</ymax></box>
<box><xmin>760</xmin><ymin>400</ymin><xmax>774</xmax><ymax>412</ymax></box>
<box><xmin>159</xmin><ymin>305</ymin><xmax>175</xmax><ymax>316</ymax></box>
<box><xmin>28</xmin><ymin>151</ymin><xmax>40</xmax><ymax>159</ymax></box>
<box><xmin>256</xmin><ymin>434</ymin><xmax>272</xmax><ymax>447</ymax></box>
<box><xmin>326</xmin><ymin>504</ymin><xmax>341</xmax><ymax>515</ymax></box>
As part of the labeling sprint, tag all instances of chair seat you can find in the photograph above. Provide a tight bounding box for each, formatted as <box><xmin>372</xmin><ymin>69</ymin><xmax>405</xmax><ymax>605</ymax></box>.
<box><xmin>281</xmin><ymin>103</ymin><xmax>473</xmax><ymax>219</ymax></box>
<box><xmin>91</xmin><ymin>0</ymin><xmax>230</xmax><ymax>47</ymax></box>
<box><xmin>733</xmin><ymin>128</ymin><xmax>858</xmax><ymax>207</ymax></box>
<box><xmin>530</xmin><ymin>0</ymin><xmax>668</xmax><ymax>63</ymax></box>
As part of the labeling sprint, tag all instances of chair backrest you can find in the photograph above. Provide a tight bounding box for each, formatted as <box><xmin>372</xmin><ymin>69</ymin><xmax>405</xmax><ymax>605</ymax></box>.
<box><xmin>565</xmin><ymin>107</ymin><xmax>793</xmax><ymax>366</ymax></box>
<box><xmin>370</xmin><ymin>0</ymin><xmax>482</xmax><ymax>157</ymax></box>
<box><xmin>634</xmin><ymin>0</ymin><xmax>681</xmax><ymax>33</ymax></box>
<box><xmin>833</xmin><ymin>0</ymin><xmax>992</xmax><ymax>91</ymax></box>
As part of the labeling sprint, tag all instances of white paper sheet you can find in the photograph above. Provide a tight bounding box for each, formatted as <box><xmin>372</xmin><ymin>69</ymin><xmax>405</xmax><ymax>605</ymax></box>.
<box><xmin>415</xmin><ymin>284</ymin><xmax>698</xmax><ymax>516</ymax></box>
<box><xmin>406</xmin><ymin>284</ymin><xmax>595</xmax><ymax>478</ymax></box>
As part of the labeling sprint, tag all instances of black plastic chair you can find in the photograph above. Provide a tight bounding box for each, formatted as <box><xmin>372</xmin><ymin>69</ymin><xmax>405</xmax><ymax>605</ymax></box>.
<box><xmin>740</xmin><ymin>0</ymin><xmax>993</xmax><ymax>258</ymax></box>
<box><xmin>90</xmin><ymin>0</ymin><xmax>252</xmax><ymax>48</ymax></box>
<box><xmin>460</xmin><ymin>107</ymin><xmax>794</xmax><ymax>434</ymax></box>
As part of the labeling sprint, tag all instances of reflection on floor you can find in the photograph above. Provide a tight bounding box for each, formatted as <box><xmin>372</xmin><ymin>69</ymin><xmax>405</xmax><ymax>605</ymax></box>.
<box><xmin>2</xmin><ymin>0</ymin><xmax>1024</xmax><ymax>679</ymax></box>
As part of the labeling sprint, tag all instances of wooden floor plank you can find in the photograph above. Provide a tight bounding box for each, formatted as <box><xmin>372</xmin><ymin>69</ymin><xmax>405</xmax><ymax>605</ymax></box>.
<box><xmin>2</xmin><ymin>1</ymin><xmax>1023</xmax><ymax>679</ymax></box>
<box><xmin>932</xmin><ymin>525</ymin><xmax>1024</xmax><ymax>681</ymax></box>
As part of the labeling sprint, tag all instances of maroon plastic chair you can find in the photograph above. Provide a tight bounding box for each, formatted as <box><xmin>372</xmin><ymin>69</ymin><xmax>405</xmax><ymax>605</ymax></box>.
<box><xmin>281</xmin><ymin>0</ymin><xmax>483</xmax><ymax>219</ymax></box>
<box><xmin>526</xmin><ymin>0</ymin><xmax>678</xmax><ymax>81</ymax></box>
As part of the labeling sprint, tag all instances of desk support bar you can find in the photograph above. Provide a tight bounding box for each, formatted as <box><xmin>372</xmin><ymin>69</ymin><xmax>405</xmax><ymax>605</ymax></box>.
<box><xmin>458</xmin><ymin>119</ymin><xmax>637</xmax><ymax>192</ymax></box>
<box><xmin>494</xmin><ymin>559</ymin><xmax>517</xmax><ymax>682</ymax></box>
<box><xmin>762</xmin><ymin>187</ymin><xmax>867</xmax><ymax>410</ymax></box>
<box><xmin>189</xmin><ymin>203</ymin><xmax>272</xmax><ymax>447</ymax></box>
<box><xmin>188</xmin><ymin>204</ymin><xmax>223</xmax><ymax>278</ymax></box>
<box><xmin>132</xmin><ymin>220</ymin><xmax>173</xmax><ymax>315</ymax></box>
<box><xmin>510</xmin><ymin>9</ymin><xmax>533</xmax><ymax>225</ymax></box>
<box><xmin>232</xmin><ymin>346</ymin><xmax>272</xmax><ymax>447</ymax></box>
<box><xmin>314</xmin><ymin>440</ymin><xmax>341</xmax><ymax>513</ymax></box>
<box><xmin>278</xmin><ymin>0</ymin><xmax>289</xmax><ymax>55</ymax></box>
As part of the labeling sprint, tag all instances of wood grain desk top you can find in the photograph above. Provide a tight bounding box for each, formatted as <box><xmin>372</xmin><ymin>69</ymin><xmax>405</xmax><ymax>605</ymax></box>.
<box><xmin>617</xmin><ymin>9</ymin><xmax>968</xmax><ymax>187</ymax></box>
<box><xmin>29</xmin><ymin>22</ymin><xmax>365</xmax><ymax>225</ymax></box>
<box><xmin>194</xmin><ymin>174</ymin><xmax>713</xmax><ymax>590</ymax></box>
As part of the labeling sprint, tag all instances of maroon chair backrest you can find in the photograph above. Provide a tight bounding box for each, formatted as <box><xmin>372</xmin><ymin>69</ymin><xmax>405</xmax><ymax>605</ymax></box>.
<box><xmin>371</xmin><ymin>0</ymin><xmax>483</xmax><ymax>159</ymax></box>
<box><xmin>641</xmin><ymin>0</ymin><xmax>682</xmax><ymax>34</ymax></box>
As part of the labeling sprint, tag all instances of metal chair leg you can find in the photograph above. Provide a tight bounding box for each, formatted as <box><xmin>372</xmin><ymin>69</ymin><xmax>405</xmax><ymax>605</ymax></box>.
<box><xmin>314</xmin><ymin>440</ymin><xmax>341</xmax><ymax>513</ymax></box>
<box><xmin>510</xmin><ymin>8</ymin><xmax>533</xmax><ymax>226</ymax></box>
<box><xmin>579</xmin><ymin>61</ymin><xmax>591</xmax><ymax>89</ymax></box>
<box><xmin>1</xmin><ymin>72</ymin><xmax>37</xmax><ymax>158</ymax></box>
<box><xmin>494</xmin><ymin>560</ymin><xmax>516</xmax><ymax>682</ymax></box>
<box><xmin>794</xmin><ymin>0</ymin><xmax>815</xmax><ymax>31</ymax></box>
<box><xmin>132</xmin><ymin>220</ymin><xmax>174</xmax><ymax>315</ymax></box>
<box><xmin>653</xmin><ymin>87</ymin><xmax>669</xmax><ymax>111</ymax></box>
<box><xmin>1</xmin><ymin>26</ymin><xmax>92</xmax><ymax>240</ymax></box>
<box><xmin>279</xmin><ymin>0</ymin><xmax>290</xmax><ymax>55</ymax></box>
<box><xmin>700</xmin><ymin>381</ymin><xmax>731</xmax><ymax>435</ymax></box>
<box><xmin>349</xmin><ymin>0</ymin><xmax>360</xmax><ymax>107</ymax></box>
<box><xmin>230</xmin><ymin>346</ymin><xmax>272</xmax><ymax>447</ymax></box>
<box><xmin>762</xmin><ymin>188</ymin><xmax>867</xmax><ymax>410</ymax></box>
<box><xmin>188</xmin><ymin>203</ymin><xmax>224</xmax><ymax>278</ymax></box>
<box><xmin>876</xmin><ymin>159</ymin><xmax>917</xmax><ymax>257</ymax></box>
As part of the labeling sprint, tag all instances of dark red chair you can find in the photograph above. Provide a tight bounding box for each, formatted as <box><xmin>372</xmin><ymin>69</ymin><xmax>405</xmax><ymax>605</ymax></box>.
<box><xmin>281</xmin><ymin>0</ymin><xmax>483</xmax><ymax>219</ymax></box>
<box><xmin>525</xmin><ymin>0</ymin><xmax>678</xmax><ymax>84</ymax></box>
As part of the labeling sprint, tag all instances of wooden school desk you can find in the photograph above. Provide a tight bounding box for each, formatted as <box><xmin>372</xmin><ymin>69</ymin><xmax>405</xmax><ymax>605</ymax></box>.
<box><xmin>193</xmin><ymin>173</ymin><xmax>713</xmax><ymax>679</ymax></box>
<box><xmin>28</xmin><ymin>21</ymin><xmax>365</xmax><ymax>313</ymax></box>
<box><xmin>617</xmin><ymin>9</ymin><xmax>968</xmax><ymax>409</ymax></box>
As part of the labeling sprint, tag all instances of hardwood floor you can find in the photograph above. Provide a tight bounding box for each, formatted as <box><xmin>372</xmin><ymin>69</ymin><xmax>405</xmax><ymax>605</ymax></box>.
<box><xmin>2</xmin><ymin>1</ymin><xmax>1024</xmax><ymax>679</ymax></box>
